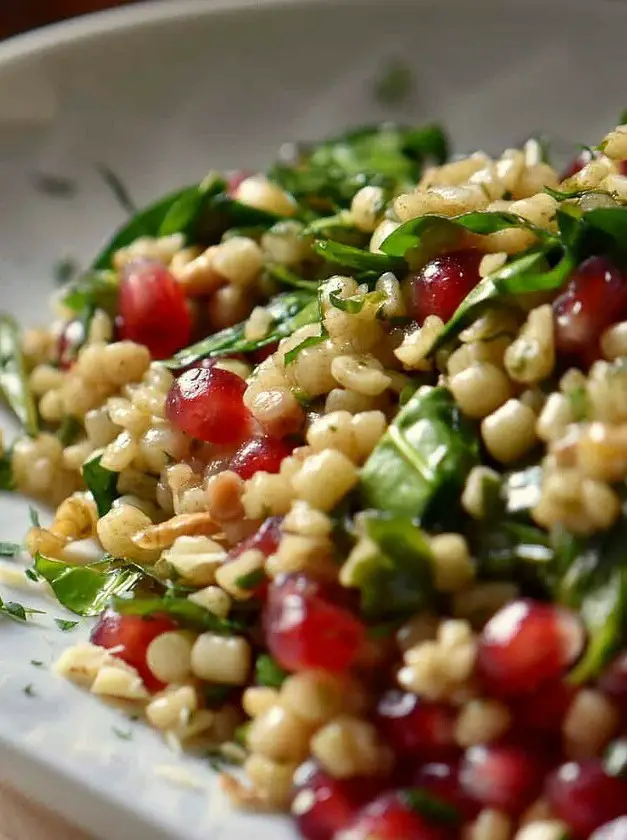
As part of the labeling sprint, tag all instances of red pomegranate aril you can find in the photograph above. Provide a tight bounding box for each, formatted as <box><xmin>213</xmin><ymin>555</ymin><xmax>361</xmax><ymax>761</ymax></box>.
<box><xmin>546</xmin><ymin>760</ymin><xmax>627</xmax><ymax>838</ymax></box>
<box><xmin>292</xmin><ymin>762</ymin><xmax>385</xmax><ymax>840</ymax></box>
<box><xmin>336</xmin><ymin>791</ymin><xmax>448</xmax><ymax>840</ymax></box>
<box><xmin>251</xmin><ymin>342</ymin><xmax>278</xmax><ymax>364</ymax></box>
<box><xmin>598</xmin><ymin>651</ymin><xmax>627</xmax><ymax>702</ymax></box>
<box><xmin>57</xmin><ymin>319</ymin><xmax>87</xmax><ymax>370</ymax></box>
<box><xmin>411</xmin><ymin>761</ymin><xmax>480</xmax><ymax>819</ymax></box>
<box><xmin>90</xmin><ymin>608</ymin><xmax>176</xmax><ymax>692</ymax></box>
<box><xmin>460</xmin><ymin>743</ymin><xmax>546</xmax><ymax>815</ymax></box>
<box><xmin>553</xmin><ymin>256</ymin><xmax>627</xmax><ymax>367</ymax></box>
<box><xmin>229</xmin><ymin>436</ymin><xmax>294</xmax><ymax>480</ymax></box>
<box><xmin>119</xmin><ymin>259</ymin><xmax>191</xmax><ymax>359</ymax></box>
<box><xmin>376</xmin><ymin>690</ymin><xmax>456</xmax><ymax>759</ymax></box>
<box><xmin>166</xmin><ymin>366</ymin><xmax>252</xmax><ymax>445</ymax></box>
<box><xmin>264</xmin><ymin>575</ymin><xmax>365</xmax><ymax>674</ymax></box>
<box><xmin>511</xmin><ymin>677</ymin><xmax>575</xmax><ymax>733</ymax></box>
<box><xmin>406</xmin><ymin>249</ymin><xmax>482</xmax><ymax>325</ymax></box>
<box><xmin>476</xmin><ymin>599</ymin><xmax>584</xmax><ymax>697</ymax></box>
<box><xmin>560</xmin><ymin>148</ymin><xmax>596</xmax><ymax>181</ymax></box>
<box><xmin>591</xmin><ymin>818</ymin><xmax>627</xmax><ymax>840</ymax></box>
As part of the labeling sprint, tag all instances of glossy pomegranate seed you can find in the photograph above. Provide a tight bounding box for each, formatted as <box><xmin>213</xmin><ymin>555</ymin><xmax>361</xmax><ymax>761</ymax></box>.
<box><xmin>291</xmin><ymin>762</ymin><xmax>385</xmax><ymax>840</ymax></box>
<box><xmin>553</xmin><ymin>256</ymin><xmax>627</xmax><ymax>367</ymax></box>
<box><xmin>411</xmin><ymin>761</ymin><xmax>480</xmax><ymax>819</ymax></box>
<box><xmin>591</xmin><ymin>818</ymin><xmax>627</xmax><ymax>840</ymax></box>
<box><xmin>406</xmin><ymin>249</ymin><xmax>482</xmax><ymax>325</ymax></box>
<box><xmin>376</xmin><ymin>690</ymin><xmax>456</xmax><ymax>759</ymax></box>
<box><xmin>598</xmin><ymin>652</ymin><xmax>627</xmax><ymax>703</ymax></box>
<box><xmin>476</xmin><ymin>599</ymin><xmax>584</xmax><ymax>697</ymax></box>
<box><xmin>57</xmin><ymin>319</ymin><xmax>87</xmax><ymax>370</ymax></box>
<box><xmin>511</xmin><ymin>678</ymin><xmax>575</xmax><ymax>733</ymax></box>
<box><xmin>90</xmin><ymin>608</ymin><xmax>176</xmax><ymax>692</ymax></box>
<box><xmin>546</xmin><ymin>760</ymin><xmax>627</xmax><ymax>838</ymax></box>
<box><xmin>165</xmin><ymin>366</ymin><xmax>252</xmax><ymax>445</ymax></box>
<box><xmin>119</xmin><ymin>259</ymin><xmax>191</xmax><ymax>359</ymax></box>
<box><xmin>264</xmin><ymin>575</ymin><xmax>365</xmax><ymax>673</ymax></box>
<box><xmin>336</xmin><ymin>791</ymin><xmax>448</xmax><ymax>840</ymax></box>
<box><xmin>460</xmin><ymin>743</ymin><xmax>546</xmax><ymax>815</ymax></box>
<box><xmin>229</xmin><ymin>436</ymin><xmax>294</xmax><ymax>480</ymax></box>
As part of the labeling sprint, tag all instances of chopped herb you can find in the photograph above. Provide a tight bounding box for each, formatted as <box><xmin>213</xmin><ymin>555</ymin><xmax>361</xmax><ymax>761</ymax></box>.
<box><xmin>25</xmin><ymin>568</ymin><xmax>40</xmax><ymax>582</ymax></box>
<box><xmin>31</xmin><ymin>171</ymin><xmax>77</xmax><ymax>198</ymax></box>
<box><xmin>29</xmin><ymin>506</ymin><xmax>41</xmax><ymax>528</ymax></box>
<box><xmin>400</xmin><ymin>788</ymin><xmax>460</xmax><ymax>825</ymax></box>
<box><xmin>82</xmin><ymin>451</ymin><xmax>119</xmax><ymax>517</ymax></box>
<box><xmin>54</xmin><ymin>618</ymin><xmax>79</xmax><ymax>631</ymax></box>
<box><xmin>57</xmin><ymin>416</ymin><xmax>83</xmax><ymax>447</ymax></box>
<box><xmin>0</xmin><ymin>314</ymin><xmax>39</xmax><ymax>436</ymax></box>
<box><xmin>23</xmin><ymin>684</ymin><xmax>36</xmax><ymax>698</ymax></box>
<box><xmin>283</xmin><ymin>334</ymin><xmax>325</xmax><ymax>366</ymax></box>
<box><xmin>113</xmin><ymin>595</ymin><xmax>242</xmax><ymax>636</ymax></box>
<box><xmin>0</xmin><ymin>595</ymin><xmax>44</xmax><ymax>623</ymax></box>
<box><xmin>0</xmin><ymin>542</ymin><xmax>20</xmax><ymax>558</ymax></box>
<box><xmin>373</xmin><ymin>59</ymin><xmax>413</xmax><ymax>105</ymax></box>
<box><xmin>30</xmin><ymin>660</ymin><xmax>44</xmax><ymax>668</ymax></box>
<box><xmin>255</xmin><ymin>654</ymin><xmax>289</xmax><ymax>689</ymax></box>
<box><xmin>234</xmin><ymin>568</ymin><xmax>266</xmax><ymax>591</ymax></box>
<box><xmin>53</xmin><ymin>256</ymin><xmax>80</xmax><ymax>286</ymax></box>
<box><xmin>234</xmin><ymin>722</ymin><xmax>250</xmax><ymax>747</ymax></box>
<box><xmin>96</xmin><ymin>164</ymin><xmax>137</xmax><ymax>216</ymax></box>
<box><xmin>567</xmin><ymin>385</ymin><xmax>589</xmax><ymax>421</ymax></box>
<box><xmin>112</xmin><ymin>726</ymin><xmax>133</xmax><ymax>741</ymax></box>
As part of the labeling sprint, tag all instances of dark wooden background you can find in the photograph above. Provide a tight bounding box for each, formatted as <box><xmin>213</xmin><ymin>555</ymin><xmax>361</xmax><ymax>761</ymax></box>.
<box><xmin>1</xmin><ymin>1</ymin><xmax>136</xmax><ymax>40</ymax></box>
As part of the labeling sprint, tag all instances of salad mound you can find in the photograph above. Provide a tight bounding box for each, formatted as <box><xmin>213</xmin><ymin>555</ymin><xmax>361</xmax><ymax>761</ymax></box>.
<box><xmin>3</xmin><ymin>120</ymin><xmax>627</xmax><ymax>839</ymax></box>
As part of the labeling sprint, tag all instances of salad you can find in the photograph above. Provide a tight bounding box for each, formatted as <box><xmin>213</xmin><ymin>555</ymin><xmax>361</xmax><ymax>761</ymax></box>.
<box><xmin>3</xmin><ymin>120</ymin><xmax>627</xmax><ymax>840</ymax></box>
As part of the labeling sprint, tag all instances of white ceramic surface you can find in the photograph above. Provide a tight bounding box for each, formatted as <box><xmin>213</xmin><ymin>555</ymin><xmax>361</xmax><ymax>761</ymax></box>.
<box><xmin>1</xmin><ymin>0</ymin><xmax>627</xmax><ymax>837</ymax></box>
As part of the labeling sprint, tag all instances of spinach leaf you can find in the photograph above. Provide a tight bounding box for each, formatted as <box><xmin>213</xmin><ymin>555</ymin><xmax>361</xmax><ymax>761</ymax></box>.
<box><xmin>34</xmin><ymin>554</ymin><xmax>145</xmax><ymax>616</ymax></box>
<box><xmin>313</xmin><ymin>239</ymin><xmax>402</xmax><ymax>274</ymax></box>
<box><xmin>82</xmin><ymin>451</ymin><xmax>119</xmax><ymax>517</ymax></box>
<box><xmin>0</xmin><ymin>595</ymin><xmax>44</xmax><ymax>623</ymax></box>
<box><xmin>54</xmin><ymin>618</ymin><xmax>79</xmax><ymax>631</ymax></box>
<box><xmin>349</xmin><ymin>512</ymin><xmax>435</xmax><ymax>621</ymax></box>
<box><xmin>471</xmin><ymin>520</ymin><xmax>553</xmax><ymax>586</ymax></box>
<box><xmin>360</xmin><ymin>386</ymin><xmax>479</xmax><ymax>522</ymax></box>
<box><xmin>60</xmin><ymin>270</ymin><xmax>119</xmax><ymax>315</ymax></box>
<box><xmin>266</xmin><ymin>264</ymin><xmax>319</xmax><ymax>292</ymax></box>
<box><xmin>553</xmin><ymin>521</ymin><xmax>627</xmax><ymax>683</ymax></box>
<box><xmin>0</xmin><ymin>314</ymin><xmax>39</xmax><ymax>436</ymax></box>
<box><xmin>165</xmin><ymin>290</ymin><xmax>318</xmax><ymax>370</ymax></box>
<box><xmin>400</xmin><ymin>789</ymin><xmax>461</xmax><ymax>826</ymax></box>
<box><xmin>380</xmin><ymin>211</ymin><xmax>556</xmax><ymax>260</ymax></box>
<box><xmin>283</xmin><ymin>335</ymin><xmax>326</xmax><ymax>366</ymax></box>
<box><xmin>430</xmin><ymin>249</ymin><xmax>576</xmax><ymax>352</ymax></box>
<box><xmin>255</xmin><ymin>654</ymin><xmax>289</xmax><ymax>688</ymax></box>
<box><xmin>113</xmin><ymin>595</ymin><xmax>240</xmax><ymax>635</ymax></box>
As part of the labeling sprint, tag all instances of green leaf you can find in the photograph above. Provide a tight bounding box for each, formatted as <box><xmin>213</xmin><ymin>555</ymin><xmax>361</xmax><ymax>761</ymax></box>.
<box><xmin>54</xmin><ymin>618</ymin><xmax>79</xmax><ymax>631</ymax></box>
<box><xmin>53</xmin><ymin>256</ymin><xmax>80</xmax><ymax>286</ymax></box>
<box><xmin>553</xmin><ymin>521</ymin><xmax>627</xmax><ymax>683</ymax></box>
<box><xmin>360</xmin><ymin>386</ymin><xmax>479</xmax><ymax>522</ymax></box>
<box><xmin>165</xmin><ymin>290</ymin><xmax>318</xmax><ymax>370</ymax></box>
<box><xmin>96</xmin><ymin>164</ymin><xmax>137</xmax><ymax>216</ymax></box>
<box><xmin>266</xmin><ymin>264</ymin><xmax>319</xmax><ymax>292</ymax></box>
<box><xmin>0</xmin><ymin>314</ymin><xmax>39</xmax><ymax>435</ymax></box>
<box><xmin>380</xmin><ymin>210</ymin><xmax>556</xmax><ymax>259</ymax></box>
<box><xmin>112</xmin><ymin>726</ymin><xmax>133</xmax><ymax>741</ymax></box>
<box><xmin>34</xmin><ymin>554</ymin><xmax>145</xmax><ymax>616</ymax></box>
<box><xmin>255</xmin><ymin>654</ymin><xmax>289</xmax><ymax>689</ymax></box>
<box><xmin>400</xmin><ymin>788</ymin><xmax>461</xmax><ymax>825</ymax></box>
<box><xmin>430</xmin><ymin>248</ymin><xmax>576</xmax><ymax>352</ymax></box>
<box><xmin>313</xmin><ymin>239</ymin><xmax>401</xmax><ymax>274</ymax></box>
<box><xmin>57</xmin><ymin>416</ymin><xmax>83</xmax><ymax>447</ymax></box>
<box><xmin>0</xmin><ymin>595</ymin><xmax>44</xmax><ymax>623</ymax></box>
<box><xmin>60</xmin><ymin>270</ymin><xmax>119</xmax><ymax>315</ymax></box>
<box><xmin>82</xmin><ymin>450</ymin><xmax>119</xmax><ymax>518</ymax></box>
<box><xmin>234</xmin><ymin>568</ymin><xmax>266</xmax><ymax>591</ymax></box>
<box><xmin>29</xmin><ymin>506</ymin><xmax>41</xmax><ymax>528</ymax></box>
<box><xmin>23</xmin><ymin>684</ymin><xmax>36</xmax><ymax>697</ymax></box>
<box><xmin>349</xmin><ymin>512</ymin><xmax>435</xmax><ymax>621</ymax></box>
<box><xmin>283</xmin><ymin>334</ymin><xmax>326</xmax><ymax>366</ymax></box>
<box><xmin>302</xmin><ymin>211</ymin><xmax>358</xmax><ymax>238</ymax></box>
<box><xmin>0</xmin><ymin>542</ymin><xmax>20</xmax><ymax>558</ymax></box>
<box><xmin>113</xmin><ymin>595</ymin><xmax>240</xmax><ymax>635</ymax></box>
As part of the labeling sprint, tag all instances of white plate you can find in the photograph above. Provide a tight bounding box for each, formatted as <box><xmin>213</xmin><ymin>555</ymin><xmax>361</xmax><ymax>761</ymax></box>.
<box><xmin>2</xmin><ymin>0</ymin><xmax>627</xmax><ymax>837</ymax></box>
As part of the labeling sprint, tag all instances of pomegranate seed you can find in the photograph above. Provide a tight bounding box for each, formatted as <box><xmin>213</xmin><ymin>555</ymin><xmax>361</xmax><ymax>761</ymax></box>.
<box><xmin>90</xmin><ymin>608</ymin><xmax>176</xmax><ymax>692</ymax></box>
<box><xmin>165</xmin><ymin>366</ymin><xmax>252</xmax><ymax>445</ymax></box>
<box><xmin>591</xmin><ymin>818</ymin><xmax>627</xmax><ymax>840</ymax></box>
<box><xmin>336</xmin><ymin>791</ymin><xmax>449</xmax><ymax>840</ymax></box>
<box><xmin>460</xmin><ymin>743</ymin><xmax>546</xmax><ymax>815</ymax></box>
<box><xmin>291</xmin><ymin>762</ymin><xmax>385</xmax><ymax>840</ymax></box>
<box><xmin>406</xmin><ymin>249</ymin><xmax>482</xmax><ymax>325</ymax></box>
<box><xmin>511</xmin><ymin>678</ymin><xmax>575</xmax><ymax>733</ymax></box>
<box><xmin>251</xmin><ymin>342</ymin><xmax>278</xmax><ymax>364</ymax></box>
<box><xmin>411</xmin><ymin>761</ymin><xmax>480</xmax><ymax>819</ymax></box>
<box><xmin>476</xmin><ymin>599</ymin><xmax>584</xmax><ymax>697</ymax></box>
<box><xmin>119</xmin><ymin>259</ymin><xmax>191</xmax><ymax>359</ymax></box>
<box><xmin>546</xmin><ymin>760</ymin><xmax>627</xmax><ymax>838</ymax></box>
<box><xmin>599</xmin><ymin>652</ymin><xmax>627</xmax><ymax>703</ymax></box>
<box><xmin>226</xmin><ymin>169</ymin><xmax>254</xmax><ymax>197</ymax></box>
<box><xmin>229</xmin><ymin>436</ymin><xmax>294</xmax><ymax>480</ymax></box>
<box><xmin>376</xmin><ymin>690</ymin><xmax>456</xmax><ymax>759</ymax></box>
<box><xmin>264</xmin><ymin>575</ymin><xmax>365</xmax><ymax>673</ymax></box>
<box><xmin>57</xmin><ymin>319</ymin><xmax>87</xmax><ymax>370</ymax></box>
<box><xmin>553</xmin><ymin>256</ymin><xmax>627</xmax><ymax>367</ymax></box>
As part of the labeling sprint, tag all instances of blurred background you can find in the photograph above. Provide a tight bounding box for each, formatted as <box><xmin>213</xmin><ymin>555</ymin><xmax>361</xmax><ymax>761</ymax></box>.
<box><xmin>1</xmin><ymin>0</ymin><xmax>135</xmax><ymax>39</ymax></box>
